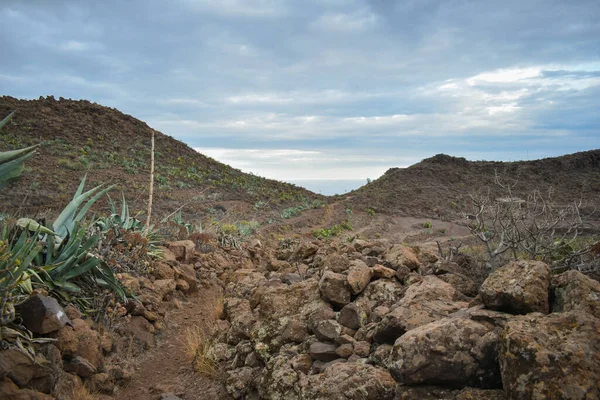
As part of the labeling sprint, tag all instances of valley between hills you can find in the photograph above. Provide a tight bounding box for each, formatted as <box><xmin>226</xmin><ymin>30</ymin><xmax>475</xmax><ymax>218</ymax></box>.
<box><xmin>1</xmin><ymin>96</ymin><xmax>599</xmax><ymax>400</ymax></box>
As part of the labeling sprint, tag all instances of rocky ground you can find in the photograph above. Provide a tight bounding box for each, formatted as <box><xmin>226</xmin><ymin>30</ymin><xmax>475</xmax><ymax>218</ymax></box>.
<box><xmin>2</xmin><ymin>220</ymin><xmax>600</xmax><ymax>400</ymax></box>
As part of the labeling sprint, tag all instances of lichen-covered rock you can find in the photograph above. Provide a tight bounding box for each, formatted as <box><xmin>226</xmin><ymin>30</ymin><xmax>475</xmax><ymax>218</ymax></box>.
<box><xmin>339</xmin><ymin>302</ymin><xmax>370</xmax><ymax>330</ymax></box>
<box><xmin>225</xmin><ymin>367</ymin><xmax>259</xmax><ymax>399</ymax></box>
<box><xmin>388</xmin><ymin>317</ymin><xmax>501</xmax><ymax>388</ymax></box>
<box><xmin>303</xmin><ymin>363</ymin><xmax>396</xmax><ymax>399</ymax></box>
<box><xmin>253</xmin><ymin>279</ymin><xmax>327</xmax><ymax>352</ymax></box>
<box><xmin>373</xmin><ymin>276</ymin><xmax>468</xmax><ymax>343</ymax></box>
<box><xmin>438</xmin><ymin>273</ymin><xmax>478</xmax><ymax>297</ymax></box>
<box><xmin>313</xmin><ymin>319</ymin><xmax>342</xmax><ymax>342</ymax></box>
<box><xmin>384</xmin><ymin>245</ymin><xmax>422</xmax><ymax>271</ymax></box>
<box><xmin>322</xmin><ymin>253</ymin><xmax>350</xmax><ymax>273</ymax></box>
<box><xmin>480</xmin><ymin>260</ymin><xmax>550</xmax><ymax>314</ymax></box>
<box><xmin>551</xmin><ymin>269</ymin><xmax>600</xmax><ymax>318</ymax></box>
<box><xmin>499</xmin><ymin>311</ymin><xmax>600</xmax><ymax>400</ymax></box>
<box><xmin>359</xmin><ymin>279</ymin><xmax>404</xmax><ymax>307</ymax></box>
<box><xmin>319</xmin><ymin>271</ymin><xmax>351</xmax><ymax>307</ymax></box>
<box><xmin>258</xmin><ymin>354</ymin><xmax>301</xmax><ymax>400</ymax></box>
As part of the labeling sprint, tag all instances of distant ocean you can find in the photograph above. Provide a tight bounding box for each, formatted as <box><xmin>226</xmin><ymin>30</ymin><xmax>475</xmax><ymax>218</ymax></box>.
<box><xmin>287</xmin><ymin>180</ymin><xmax>367</xmax><ymax>196</ymax></box>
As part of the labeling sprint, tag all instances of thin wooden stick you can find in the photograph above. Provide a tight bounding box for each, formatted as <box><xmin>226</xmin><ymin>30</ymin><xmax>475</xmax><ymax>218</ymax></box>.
<box><xmin>145</xmin><ymin>130</ymin><xmax>155</xmax><ymax>231</ymax></box>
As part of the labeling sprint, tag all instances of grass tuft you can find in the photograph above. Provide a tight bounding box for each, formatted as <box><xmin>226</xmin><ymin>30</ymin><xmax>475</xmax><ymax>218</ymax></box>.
<box><xmin>184</xmin><ymin>325</ymin><xmax>218</xmax><ymax>376</ymax></box>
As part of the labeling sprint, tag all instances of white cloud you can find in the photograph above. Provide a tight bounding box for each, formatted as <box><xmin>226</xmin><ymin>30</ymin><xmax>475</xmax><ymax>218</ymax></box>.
<box><xmin>467</xmin><ymin>67</ymin><xmax>542</xmax><ymax>85</ymax></box>
<box><xmin>178</xmin><ymin>0</ymin><xmax>287</xmax><ymax>17</ymax></box>
<box><xmin>58</xmin><ymin>40</ymin><xmax>91</xmax><ymax>52</ymax></box>
<box><xmin>195</xmin><ymin>147</ymin><xmax>400</xmax><ymax>180</ymax></box>
<box><xmin>311</xmin><ymin>10</ymin><xmax>377</xmax><ymax>32</ymax></box>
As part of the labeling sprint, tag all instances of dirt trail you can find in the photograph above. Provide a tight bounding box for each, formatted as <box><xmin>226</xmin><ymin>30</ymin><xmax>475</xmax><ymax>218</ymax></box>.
<box><xmin>113</xmin><ymin>285</ymin><xmax>230</xmax><ymax>400</ymax></box>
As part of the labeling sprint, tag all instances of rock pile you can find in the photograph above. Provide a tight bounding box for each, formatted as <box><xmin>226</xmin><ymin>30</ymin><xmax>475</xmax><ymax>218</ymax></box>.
<box><xmin>0</xmin><ymin>240</ymin><xmax>206</xmax><ymax>399</ymax></box>
<box><xmin>214</xmin><ymin>238</ymin><xmax>600</xmax><ymax>400</ymax></box>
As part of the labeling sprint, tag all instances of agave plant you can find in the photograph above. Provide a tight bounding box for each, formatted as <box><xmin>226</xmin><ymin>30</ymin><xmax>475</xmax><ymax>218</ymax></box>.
<box><xmin>94</xmin><ymin>193</ymin><xmax>143</xmax><ymax>232</ymax></box>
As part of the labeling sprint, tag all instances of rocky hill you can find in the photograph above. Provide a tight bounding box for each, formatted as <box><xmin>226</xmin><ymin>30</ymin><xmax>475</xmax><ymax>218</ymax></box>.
<box><xmin>346</xmin><ymin>151</ymin><xmax>600</xmax><ymax>220</ymax></box>
<box><xmin>0</xmin><ymin>96</ymin><xmax>320</xmax><ymax>220</ymax></box>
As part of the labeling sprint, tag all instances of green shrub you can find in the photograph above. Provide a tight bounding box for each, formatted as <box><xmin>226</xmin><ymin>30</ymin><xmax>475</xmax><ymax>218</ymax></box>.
<box><xmin>423</xmin><ymin>221</ymin><xmax>433</xmax><ymax>229</ymax></box>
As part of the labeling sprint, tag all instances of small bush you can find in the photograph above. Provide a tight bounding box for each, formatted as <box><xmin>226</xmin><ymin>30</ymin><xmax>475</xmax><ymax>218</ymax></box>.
<box><xmin>365</xmin><ymin>207</ymin><xmax>376</xmax><ymax>217</ymax></box>
<box><xmin>423</xmin><ymin>221</ymin><xmax>433</xmax><ymax>229</ymax></box>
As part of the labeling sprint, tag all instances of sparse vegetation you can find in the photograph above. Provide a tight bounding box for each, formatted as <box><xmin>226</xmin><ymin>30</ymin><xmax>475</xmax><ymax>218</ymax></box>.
<box><xmin>184</xmin><ymin>325</ymin><xmax>218</xmax><ymax>376</ymax></box>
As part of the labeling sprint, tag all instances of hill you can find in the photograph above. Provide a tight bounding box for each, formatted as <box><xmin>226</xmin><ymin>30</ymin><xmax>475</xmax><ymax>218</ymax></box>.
<box><xmin>0</xmin><ymin>96</ymin><xmax>320</xmax><ymax>221</ymax></box>
<box><xmin>345</xmin><ymin>151</ymin><xmax>600</xmax><ymax>220</ymax></box>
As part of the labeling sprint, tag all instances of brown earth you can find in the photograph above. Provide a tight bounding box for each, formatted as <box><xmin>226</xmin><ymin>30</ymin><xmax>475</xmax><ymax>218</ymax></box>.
<box><xmin>344</xmin><ymin>151</ymin><xmax>600</xmax><ymax>221</ymax></box>
<box><xmin>0</xmin><ymin>96</ymin><xmax>321</xmax><ymax>223</ymax></box>
<box><xmin>113</xmin><ymin>285</ymin><xmax>229</xmax><ymax>400</ymax></box>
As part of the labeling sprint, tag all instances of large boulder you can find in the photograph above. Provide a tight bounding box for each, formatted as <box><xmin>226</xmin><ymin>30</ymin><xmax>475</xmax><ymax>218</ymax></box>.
<box><xmin>319</xmin><ymin>271</ymin><xmax>351</xmax><ymax>307</ymax></box>
<box><xmin>384</xmin><ymin>245</ymin><xmax>422</xmax><ymax>271</ymax></box>
<box><xmin>388</xmin><ymin>316</ymin><xmax>501</xmax><ymax>388</ymax></box>
<box><xmin>303</xmin><ymin>363</ymin><xmax>396</xmax><ymax>399</ymax></box>
<box><xmin>438</xmin><ymin>273</ymin><xmax>478</xmax><ymax>297</ymax></box>
<box><xmin>499</xmin><ymin>310</ymin><xmax>600</xmax><ymax>400</ymax></box>
<box><xmin>480</xmin><ymin>260</ymin><xmax>550</xmax><ymax>314</ymax></box>
<box><xmin>551</xmin><ymin>270</ymin><xmax>600</xmax><ymax>318</ymax></box>
<box><xmin>258</xmin><ymin>354</ymin><xmax>301</xmax><ymax>399</ymax></box>
<box><xmin>373</xmin><ymin>276</ymin><xmax>468</xmax><ymax>343</ymax></box>
<box><xmin>253</xmin><ymin>279</ymin><xmax>328</xmax><ymax>351</ymax></box>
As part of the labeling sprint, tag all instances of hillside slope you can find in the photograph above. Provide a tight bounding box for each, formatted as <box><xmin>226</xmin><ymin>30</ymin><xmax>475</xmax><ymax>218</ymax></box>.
<box><xmin>0</xmin><ymin>96</ymin><xmax>320</xmax><ymax>219</ymax></box>
<box><xmin>346</xmin><ymin>152</ymin><xmax>600</xmax><ymax>220</ymax></box>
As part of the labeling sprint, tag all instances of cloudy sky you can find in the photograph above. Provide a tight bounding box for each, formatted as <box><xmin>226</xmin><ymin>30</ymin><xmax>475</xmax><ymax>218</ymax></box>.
<box><xmin>2</xmin><ymin>0</ymin><xmax>599</xmax><ymax>193</ymax></box>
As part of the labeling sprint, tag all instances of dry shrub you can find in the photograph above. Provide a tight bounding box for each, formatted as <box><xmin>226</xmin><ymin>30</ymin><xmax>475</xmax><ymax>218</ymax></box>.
<box><xmin>72</xmin><ymin>386</ymin><xmax>99</xmax><ymax>400</ymax></box>
<box><xmin>184</xmin><ymin>325</ymin><xmax>218</xmax><ymax>376</ymax></box>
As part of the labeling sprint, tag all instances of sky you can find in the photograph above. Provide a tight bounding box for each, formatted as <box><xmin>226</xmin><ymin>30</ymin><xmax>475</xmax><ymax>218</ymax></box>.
<box><xmin>1</xmin><ymin>0</ymin><xmax>599</xmax><ymax>194</ymax></box>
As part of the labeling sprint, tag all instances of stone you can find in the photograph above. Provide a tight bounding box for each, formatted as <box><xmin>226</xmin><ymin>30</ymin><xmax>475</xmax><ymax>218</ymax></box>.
<box><xmin>372</xmin><ymin>265</ymin><xmax>396</xmax><ymax>279</ymax></box>
<box><xmin>64</xmin><ymin>356</ymin><xmax>96</xmax><ymax>378</ymax></box>
<box><xmin>16</xmin><ymin>294</ymin><xmax>70</xmax><ymax>334</ymax></box>
<box><xmin>258</xmin><ymin>354</ymin><xmax>301</xmax><ymax>399</ymax></box>
<box><xmin>281</xmin><ymin>318</ymin><xmax>308</xmax><ymax>343</ymax></box>
<box><xmin>480</xmin><ymin>260</ymin><xmax>550</xmax><ymax>314</ymax></box>
<box><xmin>319</xmin><ymin>271</ymin><xmax>351</xmax><ymax>307</ymax></box>
<box><xmin>385</xmin><ymin>245</ymin><xmax>422</xmax><ymax>271</ymax></box>
<box><xmin>353</xmin><ymin>341</ymin><xmax>371</xmax><ymax>357</ymax></box>
<box><xmin>173</xmin><ymin>263</ymin><xmax>199</xmax><ymax>293</ymax></box>
<box><xmin>152</xmin><ymin>262</ymin><xmax>175</xmax><ymax>280</ymax></box>
<box><xmin>291</xmin><ymin>353</ymin><xmax>312</xmax><ymax>375</ymax></box>
<box><xmin>499</xmin><ymin>310</ymin><xmax>600</xmax><ymax>399</ymax></box>
<box><xmin>551</xmin><ymin>269</ymin><xmax>600</xmax><ymax>318</ymax></box>
<box><xmin>167</xmin><ymin>240</ymin><xmax>195</xmax><ymax>262</ymax></box>
<box><xmin>225</xmin><ymin>367</ymin><xmax>257</xmax><ymax>399</ymax></box>
<box><xmin>438</xmin><ymin>273</ymin><xmax>479</xmax><ymax>297</ymax></box>
<box><xmin>395</xmin><ymin>265</ymin><xmax>411</xmax><ymax>283</ymax></box>
<box><xmin>335</xmin><ymin>343</ymin><xmax>353</xmax><ymax>358</ymax></box>
<box><xmin>433</xmin><ymin>260</ymin><xmax>464</xmax><ymax>275</ymax></box>
<box><xmin>373</xmin><ymin>276</ymin><xmax>468</xmax><ymax>343</ymax></box>
<box><xmin>309</xmin><ymin>342</ymin><xmax>339</xmax><ymax>362</ymax></box>
<box><xmin>0</xmin><ymin>348</ymin><xmax>52</xmax><ymax>388</ymax></box>
<box><xmin>86</xmin><ymin>372</ymin><xmax>113</xmax><ymax>393</ymax></box>
<box><xmin>368</xmin><ymin>344</ymin><xmax>392</xmax><ymax>368</ymax></box>
<box><xmin>0</xmin><ymin>377</ymin><xmax>53</xmax><ymax>400</ymax></box>
<box><xmin>313</xmin><ymin>319</ymin><xmax>342</xmax><ymax>342</ymax></box>
<box><xmin>347</xmin><ymin>260</ymin><xmax>373</xmax><ymax>295</ymax></box>
<box><xmin>322</xmin><ymin>253</ymin><xmax>350</xmax><ymax>273</ymax></box>
<box><xmin>389</xmin><ymin>316</ymin><xmax>501</xmax><ymax>388</ymax></box>
<box><xmin>339</xmin><ymin>302</ymin><xmax>369</xmax><ymax>330</ymax></box>
<box><xmin>303</xmin><ymin>363</ymin><xmax>396</xmax><ymax>400</ymax></box>
<box><xmin>359</xmin><ymin>279</ymin><xmax>404</xmax><ymax>307</ymax></box>
<box><xmin>151</xmin><ymin>279</ymin><xmax>177</xmax><ymax>300</ymax></box>
<box><xmin>282</xmin><ymin>273</ymin><xmax>303</xmax><ymax>285</ymax></box>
